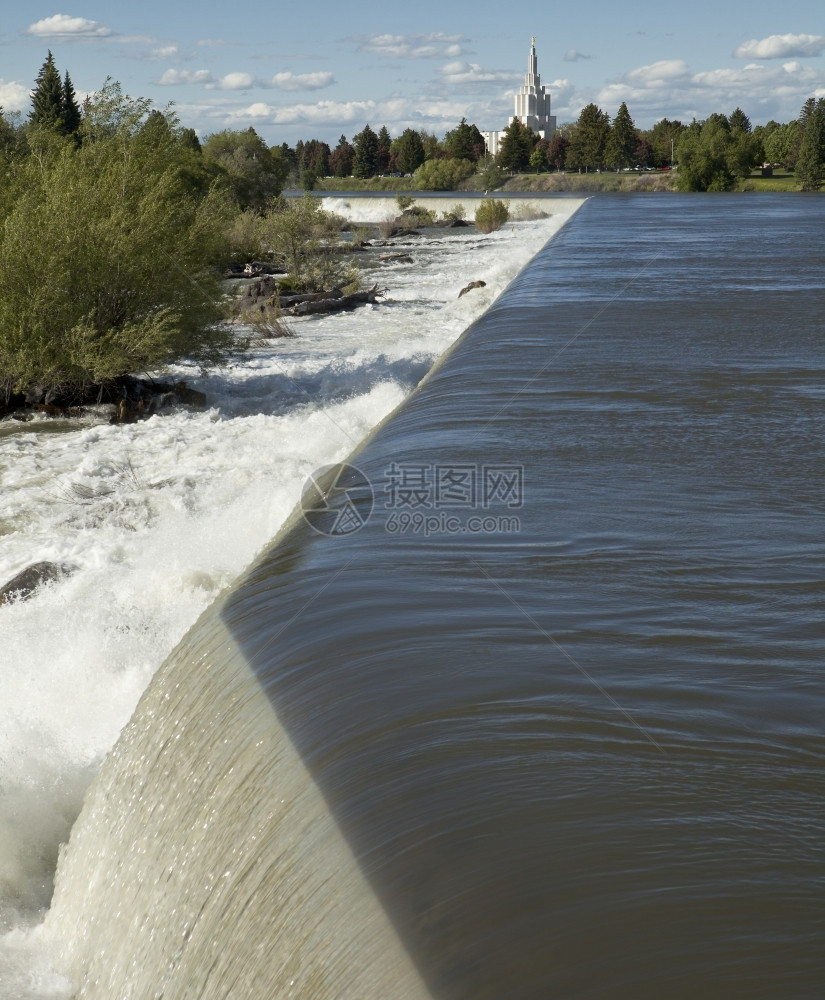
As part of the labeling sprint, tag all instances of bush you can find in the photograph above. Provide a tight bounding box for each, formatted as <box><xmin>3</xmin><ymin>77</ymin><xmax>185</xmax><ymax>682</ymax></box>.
<box><xmin>474</xmin><ymin>198</ymin><xmax>510</xmax><ymax>233</ymax></box>
<box><xmin>254</xmin><ymin>195</ymin><xmax>355</xmax><ymax>292</ymax></box>
<box><xmin>413</xmin><ymin>157</ymin><xmax>475</xmax><ymax>191</ymax></box>
<box><xmin>0</xmin><ymin>90</ymin><xmax>235</xmax><ymax>390</ymax></box>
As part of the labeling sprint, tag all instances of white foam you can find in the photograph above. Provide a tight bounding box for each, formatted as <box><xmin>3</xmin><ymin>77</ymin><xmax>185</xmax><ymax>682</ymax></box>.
<box><xmin>0</xmin><ymin>205</ymin><xmax>583</xmax><ymax>996</ymax></box>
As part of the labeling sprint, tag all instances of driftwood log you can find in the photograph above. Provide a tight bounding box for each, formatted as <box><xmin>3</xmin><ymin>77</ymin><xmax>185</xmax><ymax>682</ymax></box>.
<box><xmin>290</xmin><ymin>285</ymin><xmax>382</xmax><ymax>316</ymax></box>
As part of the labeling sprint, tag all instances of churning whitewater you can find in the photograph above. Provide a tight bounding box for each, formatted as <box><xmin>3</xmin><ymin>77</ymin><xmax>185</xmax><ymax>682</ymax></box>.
<box><xmin>0</xmin><ymin>199</ymin><xmax>584</xmax><ymax>999</ymax></box>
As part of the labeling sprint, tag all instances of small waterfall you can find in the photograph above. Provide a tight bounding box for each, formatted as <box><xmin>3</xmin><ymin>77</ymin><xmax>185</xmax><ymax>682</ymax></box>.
<box><xmin>43</xmin><ymin>196</ymin><xmax>825</xmax><ymax>1000</ymax></box>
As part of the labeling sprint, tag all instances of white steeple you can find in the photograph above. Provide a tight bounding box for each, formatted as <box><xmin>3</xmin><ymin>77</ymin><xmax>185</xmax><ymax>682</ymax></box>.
<box><xmin>481</xmin><ymin>37</ymin><xmax>556</xmax><ymax>158</ymax></box>
<box><xmin>512</xmin><ymin>36</ymin><xmax>555</xmax><ymax>138</ymax></box>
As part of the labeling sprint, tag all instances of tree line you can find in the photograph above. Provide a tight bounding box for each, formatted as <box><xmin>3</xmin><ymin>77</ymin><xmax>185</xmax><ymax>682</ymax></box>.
<box><xmin>2</xmin><ymin>52</ymin><xmax>823</xmax><ymax>403</ymax></box>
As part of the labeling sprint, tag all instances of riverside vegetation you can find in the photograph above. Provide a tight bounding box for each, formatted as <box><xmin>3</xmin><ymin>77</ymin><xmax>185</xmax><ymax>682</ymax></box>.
<box><xmin>2</xmin><ymin>53</ymin><xmax>823</xmax><ymax>413</ymax></box>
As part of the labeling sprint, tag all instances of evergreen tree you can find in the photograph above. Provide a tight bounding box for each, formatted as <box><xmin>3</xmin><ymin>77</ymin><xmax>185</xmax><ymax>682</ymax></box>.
<box><xmin>62</xmin><ymin>70</ymin><xmax>82</xmax><ymax>137</ymax></box>
<box><xmin>604</xmin><ymin>102</ymin><xmax>637</xmax><ymax>170</ymax></box>
<box><xmin>352</xmin><ymin>123</ymin><xmax>378</xmax><ymax>178</ymax></box>
<box><xmin>329</xmin><ymin>134</ymin><xmax>354</xmax><ymax>177</ymax></box>
<box><xmin>567</xmin><ymin>103</ymin><xmax>610</xmax><ymax>171</ymax></box>
<box><xmin>393</xmin><ymin>128</ymin><xmax>425</xmax><ymax>174</ymax></box>
<box><xmin>29</xmin><ymin>51</ymin><xmax>64</xmax><ymax>132</ymax></box>
<box><xmin>795</xmin><ymin>99</ymin><xmax>825</xmax><ymax>191</ymax></box>
<box><xmin>729</xmin><ymin>107</ymin><xmax>751</xmax><ymax>134</ymax></box>
<box><xmin>497</xmin><ymin>118</ymin><xmax>535</xmax><ymax>172</ymax></box>
<box><xmin>376</xmin><ymin>125</ymin><xmax>392</xmax><ymax>173</ymax></box>
<box><xmin>444</xmin><ymin>117</ymin><xmax>485</xmax><ymax>161</ymax></box>
<box><xmin>789</xmin><ymin>98</ymin><xmax>817</xmax><ymax>168</ymax></box>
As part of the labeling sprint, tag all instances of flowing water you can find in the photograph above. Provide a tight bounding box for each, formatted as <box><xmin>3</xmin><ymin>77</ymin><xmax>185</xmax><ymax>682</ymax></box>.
<box><xmin>3</xmin><ymin>194</ymin><xmax>824</xmax><ymax>999</ymax></box>
<box><xmin>0</xmin><ymin>200</ymin><xmax>583</xmax><ymax>997</ymax></box>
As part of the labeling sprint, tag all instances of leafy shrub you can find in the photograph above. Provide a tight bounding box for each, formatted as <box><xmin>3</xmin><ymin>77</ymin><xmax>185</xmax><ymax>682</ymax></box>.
<box><xmin>413</xmin><ymin>158</ymin><xmax>475</xmax><ymax>191</ymax></box>
<box><xmin>474</xmin><ymin>198</ymin><xmax>510</xmax><ymax>233</ymax></box>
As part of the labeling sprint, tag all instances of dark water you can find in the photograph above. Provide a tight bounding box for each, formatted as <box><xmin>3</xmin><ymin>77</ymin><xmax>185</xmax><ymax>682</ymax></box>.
<box><xmin>214</xmin><ymin>194</ymin><xmax>825</xmax><ymax>999</ymax></box>
<box><xmin>53</xmin><ymin>194</ymin><xmax>824</xmax><ymax>999</ymax></box>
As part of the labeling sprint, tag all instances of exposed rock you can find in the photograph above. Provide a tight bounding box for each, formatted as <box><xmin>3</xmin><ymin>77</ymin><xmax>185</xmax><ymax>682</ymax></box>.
<box><xmin>0</xmin><ymin>561</ymin><xmax>75</xmax><ymax>605</ymax></box>
<box><xmin>378</xmin><ymin>253</ymin><xmax>414</xmax><ymax>264</ymax></box>
<box><xmin>290</xmin><ymin>284</ymin><xmax>382</xmax><ymax>316</ymax></box>
<box><xmin>458</xmin><ymin>280</ymin><xmax>487</xmax><ymax>298</ymax></box>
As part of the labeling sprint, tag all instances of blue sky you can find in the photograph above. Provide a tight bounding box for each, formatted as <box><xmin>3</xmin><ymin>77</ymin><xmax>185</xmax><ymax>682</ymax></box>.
<box><xmin>1</xmin><ymin>3</ymin><xmax>824</xmax><ymax>144</ymax></box>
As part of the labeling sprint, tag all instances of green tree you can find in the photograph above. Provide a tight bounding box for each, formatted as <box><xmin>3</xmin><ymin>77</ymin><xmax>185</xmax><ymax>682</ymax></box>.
<box><xmin>497</xmin><ymin>118</ymin><xmax>535</xmax><ymax>172</ymax></box>
<box><xmin>329</xmin><ymin>134</ymin><xmax>354</xmax><ymax>177</ymax></box>
<box><xmin>29</xmin><ymin>51</ymin><xmax>64</xmax><ymax>132</ymax></box>
<box><xmin>393</xmin><ymin>128</ymin><xmax>425</xmax><ymax>174</ymax></box>
<box><xmin>649</xmin><ymin>118</ymin><xmax>685</xmax><ymax>168</ymax></box>
<box><xmin>202</xmin><ymin>128</ymin><xmax>287</xmax><ymax>212</ymax></box>
<box><xmin>529</xmin><ymin>143</ymin><xmax>547</xmax><ymax>172</ymax></box>
<box><xmin>62</xmin><ymin>71</ymin><xmax>82</xmax><ymax>137</ymax></box>
<box><xmin>0</xmin><ymin>87</ymin><xmax>234</xmax><ymax>391</ymax></box>
<box><xmin>444</xmin><ymin>118</ymin><xmax>485</xmax><ymax>161</ymax></box>
<box><xmin>604</xmin><ymin>102</ymin><xmax>637</xmax><ymax>170</ymax></box>
<box><xmin>412</xmin><ymin>157</ymin><xmax>474</xmax><ymax>190</ymax></box>
<box><xmin>255</xmin><ymin>195</ymin><xmax>352</xmax><ymax>292</ymax></box>
<box><xmin>567</xmin><ymin>103</ymin><xmax>610</xmax><ymax>171</ymax></box>
<box><xmin>763</xmin><ymin>121</ymin><xmax>799</xmax><ymax>166</ymax></box>
<box><xmin>795</xmin><ymin>99</ymin><xmax>825</xmax><ymax>190</ymax></box>
<box><xmin>376</xmin><ymin>125</ymin><xmax>392</xmax><ymax>173</ymax></box>
<box><xmin>352</xmin><ymin>123</ymin><xmax>379</xmax><ymax>178</ymax></box>
<box><xmin>729</xmin><ymin>107</ymin><xmax>751</xmax><ymax>134</ymax></box>
<box><xmin>675</xmin><ymin>118</ymin><xmax>735</xmax><ymax>191</ymax></box>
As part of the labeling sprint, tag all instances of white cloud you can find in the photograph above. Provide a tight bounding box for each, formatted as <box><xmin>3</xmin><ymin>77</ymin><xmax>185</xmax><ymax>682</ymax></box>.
<box><xmin>589</xmin><ymin>55</ymin><xmax>823</xmax><ymax>126</ymax></box>
<box><xmin>0</xmin><ymin>80</ymin><xmax>29</xmax><ymax>111</ymax></box>
<box><xmin>733</xmin><ymin>33</ymin><xmax>825</xmax><ymax>60</ymax></box>
<box><xmin>356</xmin><ymin>32</ymin><xmax>467</xmax><ymax>59</ymax></box>
<box><xmin>27</xmin><ymin>14</ymin><xmax>112</xmax><ymax>38</ymax></box>
<box><xmin>270</xmin><ymin>71</ymin><xmax>335</xmax><ymax>91</ymax></box>
<box><xmin>149</xmin><ymin>45</ymin><xmax>179</xmax><ymax>60</ymax></box>
<box><xmin>157</xmin><ymin>69</ymin><xmax>214</xmax><ymax>86</ymax></box>
<box><xmin>438</xmin><ymin>61</ymin><xmax>519</xmax><ymax>86</ymax></box>
<box><xmin>211</xmin><ymin>72</ymin><xmax>255</xmax><ymax>90</ymax></box>
<box><xmin>564</xmin><ymin>50</ymin><xmax>592</xmax><ymax>62</ymax></box>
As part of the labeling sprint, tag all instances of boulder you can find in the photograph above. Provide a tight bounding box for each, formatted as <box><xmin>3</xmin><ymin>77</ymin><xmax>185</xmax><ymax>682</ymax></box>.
<box><xmin>0</xmin><ymin>561</ymin><xmax>75</xmax><ymax>605</ymax></box>
<box><xmin>458</xmin><ymin>280</ymin><xmax>487</xmax><ymax>298</ymax></box>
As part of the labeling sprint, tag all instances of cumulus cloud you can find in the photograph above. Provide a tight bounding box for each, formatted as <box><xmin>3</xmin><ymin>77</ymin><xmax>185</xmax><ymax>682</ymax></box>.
<box><xmin>438</xmin><ymin>61</ymin><xmax>519</xmax><ymax>86</ymax></box>
<box><xmin>0</xmin><ymin>80</ymin><xmax>29</xmax><ymax>110</ymax></box>
<box><xmin>733</xmin><ymin>33</ymin><xmax>825</xmax><ymax>60</ymax></box>
<box><xmin>564</xmin><ymin>50</ymin><xmax>592</xmax><ymax>62</ymax></box>
<box><xmin>271</xmin><ymin>71</ymin><xmax>335</xmax><ymax>91</ymax></box>
<box><xmin>157</xmin><ymin>69</ymin><xmax>214</xmax><ymax>86</ymax></box>
<box><xmin>355</xmin><ymin>32</ymin><xmax>466</xmax><ymax>59</ymax></box>
<box><xmin>209</xmin><ymin>72</ymin><xmax>254</xmax><ymax>90</ymax></box>
<box><xmin>158</xmin><ymin>68</ymin><xmax>334</xmax><ymax>92</ymax></box>
<box><xmin>592</xmin><ymin>55</ymin><xmax>821</xmax><ymax>126</ymax></box>
<box><xmin>27</xmin><ymin>14</ymin><xmax>112</xmax><ymax>38</ymax></box>
<box><xmin>228</xmin><ymin>99</ymin><xmax>378</xmax><ymax>126</ymax></box>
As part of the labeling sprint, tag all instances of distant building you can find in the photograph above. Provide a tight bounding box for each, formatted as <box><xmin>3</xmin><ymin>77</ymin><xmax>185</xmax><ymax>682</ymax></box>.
<box><xmin>482</xmin><ymin>37</ymin><xmax>557</xmax><ymax>158</ymax></box>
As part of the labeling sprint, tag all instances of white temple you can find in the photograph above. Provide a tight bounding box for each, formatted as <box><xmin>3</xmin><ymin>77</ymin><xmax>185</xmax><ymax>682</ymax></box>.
<box><xmin>482</xmin><ymin>37</ymin><xmax>556</xmax><ymax>158</ymax></box>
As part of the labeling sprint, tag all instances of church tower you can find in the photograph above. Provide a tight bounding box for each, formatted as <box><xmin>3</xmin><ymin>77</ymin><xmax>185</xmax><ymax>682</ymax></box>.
<box><xmin>482</xmin><ymin>37</ymin><xmax>556</xmax><ymax>158</ymax></box>
<box><xmin>513</xmin><ymin>37</ymin><xmax>556</xmax><ymax>138</ymax></box>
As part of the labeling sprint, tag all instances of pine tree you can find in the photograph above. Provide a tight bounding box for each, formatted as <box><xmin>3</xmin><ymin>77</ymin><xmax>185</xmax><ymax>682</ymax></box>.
<box><xmin>795</xmin><ymin>99</ymin><xmax>825</xmax><ymax>191</ymax></box>
<box><xmin>352</xmin><ymin>124</ymin><xmax>378</xmax><ymax>179</ymax></box>
<box><xmin>729</xmin><ymin>107</ymin><xmax>751</xmax><ymax>134</ymax></box>
<box><xmin>62</xmin><ymin>70</ymin><xmax>82</xmax><ymax>137</ymax></box>
<box><xmin>376</xmin><ymin>125</ymin><xmax>392</xmax><ymax>173</ymax></box>
<box><xmin>567</xmin><ymin>103</ymin><xmax>610</xmax><ymax>172</ymax></box>
<box><xmin>392</xmin><ymin>128</ymin><xmax>425</xmax><ymax>174</ymax></box>
<box><xmin>497</xmin><ymin>118</ymin><xmax>535</xmax><ymax>172</ymax></box>
<box><xmin>29</xmin><ymin>51</ymin><xmax>64</xmax><ymax>132</ymax></box>
<box><xmin>604</xmin><ymin>102</ymin><xmax>637</xmax><ymax>170</ymax></box>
